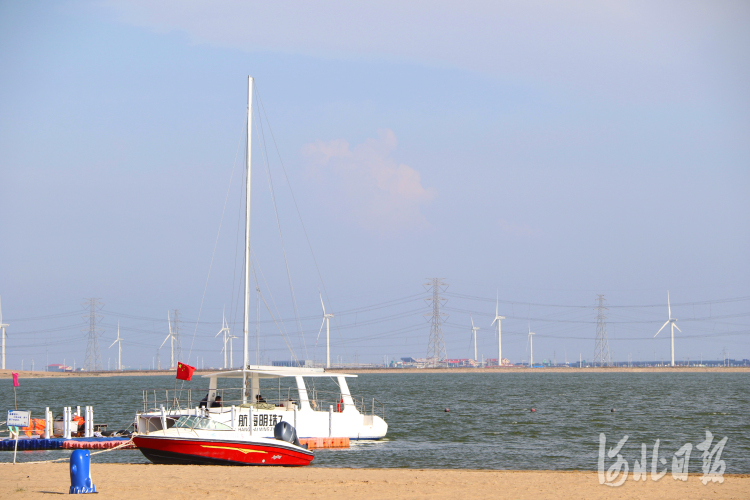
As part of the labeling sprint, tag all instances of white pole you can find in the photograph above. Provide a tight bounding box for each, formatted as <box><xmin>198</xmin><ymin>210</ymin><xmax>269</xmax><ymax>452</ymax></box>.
<box><xmin>243</xmin><ymin>76</ymin><xmax>254</xmax><ymax>403</ymax></box>
<box><xmin>529</xmin><ymin>333</ymin><xmax>533</xmax><ymax>367</ymax></box>
<box><xmin>167</xmin><ymin>311</ymin><xmax>174</xmax><ymax>369</ymax></box>
<box><xmin>44</xmin><ymin>407</ymin><xmax>50</xmax><ymax>439</ymax></box>
<box><xmin>473</xmin><ymin>329</ymin><xmax>477</xmax><ymax>362</ymax></box>
<box><xmin>159</xmin><ymin>405</ymin><xmax>166</xmax><ymax>431</ymax></box>
<box><xmin>493</xmin><ymin>296</ymin><xmax>505</xmax><ymax>367</ymax></box>
<box><xmin>326</xmin><ymin>316</ymin><xmax>330</xmax><ymax>368</ymax></box>
<box><xmin>0</xmin><ymin>296</ymin><xmax>8</xmax><ymax>371</ymax></box>
<box><xmin>13</xmin><ymin>426</ymin><xmax>18</xmax><ymax>464</ymax></box>
<box><xmin>329</xmin><ymin>405</ymin><xmax>333</xmax><ymax>437</ymax></box>
<box><xmin>170</xmin><ymin>328</ymin><xmax>174</xmax><ymax>369</ymax></box>
<box><xmin>497</xmin><ymin>317</ymin><xmax>503</xmax><ymax>365</ymax></box>
<box><xmin>670</xmin><ymin>322</ymin><xmax>675</xmax><ymax>367</ymax></box>
<box><xmin>64</xmin><ymin>407</ymin><xmax>71</xmax><ymax>439</ymax></box>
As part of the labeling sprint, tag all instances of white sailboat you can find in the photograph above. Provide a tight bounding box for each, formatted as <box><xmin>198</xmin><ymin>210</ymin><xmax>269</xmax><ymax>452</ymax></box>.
<box><xmin>135</xmin><ymin>77</ymin><xmax>388</xmax><ymax>442</ymax></box>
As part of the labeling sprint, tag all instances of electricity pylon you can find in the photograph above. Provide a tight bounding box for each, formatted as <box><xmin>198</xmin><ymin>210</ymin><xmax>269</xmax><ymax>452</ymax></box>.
<box><xmin>83</xmin><ymin>298</ymin><xmax>104</xmax><ymax>371</ymax></box>
<box><xmin>424</xmin><ymin>279</ymin><xmax>448</xmax><ymax>367</ymax></box>
<box><xmin>593</xmin><ymin>294</ymin><xmax>612</xmax><ymax>367</ymax></box>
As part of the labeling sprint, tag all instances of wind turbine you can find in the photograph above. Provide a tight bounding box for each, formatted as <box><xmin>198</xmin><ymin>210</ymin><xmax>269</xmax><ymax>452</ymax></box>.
<box><xmin>216</xmin><ymin>310</ymin><xmax>231</xmax><ymax>369</ymax></box>
<box><xmin>160</xmin><ymin>311</ymin><xmax>176</xmax><ymax>369</ymax></box>
<box><xmin>528</xmin><ymin>326</ymin><xmax>535</xmax><ymax>368</ymax></box>
<box><xmin>490</xmin><ymin>293</ymin><xmax>505</xmax><ymax>366</ymax></box>
<box><xmin>0</xmin><ymin>296</ymin><xmax>8</xmax><ymax>370</ymax></box>
<box><xmin>315</xmin><ymin>292</ymin><xmax>334</xmax><ymax>368</ymax></box>
<box><xmin>109</xmin><ymin>321</ymin><xmax>123</xmax><ymax>371</ymax></box>
<box><xmin>470</xmin><ymin>316</ymin><xmax>480</xmax><ymax>362</ymax></box>
<box><xmin>228</xmin><ymin>333</ymin><xmax>238</xmax><ymax>368</ymax></box>
<box><xmin>654</xmin><ymin>291</ymin><xmax>681</xmax><ymax>367</ymax></box>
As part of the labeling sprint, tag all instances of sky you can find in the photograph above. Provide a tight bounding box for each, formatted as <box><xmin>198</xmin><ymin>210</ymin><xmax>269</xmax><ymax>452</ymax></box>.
<box><xmin>0</xmin><ymin>1</ymin><xmax>748</xmax><ymax>370</ymax></box>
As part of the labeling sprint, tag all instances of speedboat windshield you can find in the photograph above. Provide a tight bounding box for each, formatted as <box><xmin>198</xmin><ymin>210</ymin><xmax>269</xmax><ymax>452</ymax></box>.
<box><xmin>173</xmin><ymin>416</ymin><xmax>233</xmax><ymax>431</ymax></box>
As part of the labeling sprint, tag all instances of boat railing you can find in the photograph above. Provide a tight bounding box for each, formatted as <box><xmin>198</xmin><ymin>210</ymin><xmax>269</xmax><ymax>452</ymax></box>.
<box><xmin>141</xmin><ymin>386</ymin><xmax>385</xmax><ymax>420</ymax></box>
<box><xmin>307</xmin><ymin>389</ymin><xmax>385</xmax><ymax>420</ymax></box>
<box><xmin>141</xmin><ymin>387</ymin><xmax>299</xmax><ymax>413</ymax></box>
<box><xmin>369</xmin><ymin>397</ymin><xmax>386</xmax><ymax>421</ymax></box>
<box><xmin>142</xmin><ymin>388</ymin><xmax>195</xmax><ymax>413</ymax></box>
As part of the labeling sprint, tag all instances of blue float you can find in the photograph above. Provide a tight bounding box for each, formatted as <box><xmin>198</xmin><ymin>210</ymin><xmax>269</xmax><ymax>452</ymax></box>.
<box><xmin>69</xmin><ymin>449</ymin><xmax>96</xmax><ymax>494</ymax></box>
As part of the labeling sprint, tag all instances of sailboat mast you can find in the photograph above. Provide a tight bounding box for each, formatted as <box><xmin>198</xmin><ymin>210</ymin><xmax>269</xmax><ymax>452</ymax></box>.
<box><xmin>243</xmin><ymin>76</ymin><xmax>253</xmax><ymax>403</ymax></box>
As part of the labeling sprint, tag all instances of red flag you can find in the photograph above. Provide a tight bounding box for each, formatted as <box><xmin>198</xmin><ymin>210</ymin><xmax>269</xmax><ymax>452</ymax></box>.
<box><xmin>12</xmin><ymin>372</ymin><xmax>19</xmax><ymax>387</ymax></box>
<box><xmin>176</xmin><ymin>362</ymin><xmax>195</xmax><ymax>381</ymax></box>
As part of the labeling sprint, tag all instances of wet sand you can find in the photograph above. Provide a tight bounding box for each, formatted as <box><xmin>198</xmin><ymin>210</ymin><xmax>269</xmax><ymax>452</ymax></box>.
<box><xmin>1</xmin><ymin>463</ymin><xmax>748</xmax><ymax>499</ymax></box>
<box><xmin>2</xmin><ymin>366</ymin><xmax>748</xmax><ymax>379</ymax></box>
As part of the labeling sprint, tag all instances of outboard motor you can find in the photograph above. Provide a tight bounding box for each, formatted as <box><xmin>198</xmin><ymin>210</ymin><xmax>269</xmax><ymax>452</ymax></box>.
<box><xmin>273</xmin><ymin>421</ymin><xmax>306</xmax><ymax>449</ymax></box>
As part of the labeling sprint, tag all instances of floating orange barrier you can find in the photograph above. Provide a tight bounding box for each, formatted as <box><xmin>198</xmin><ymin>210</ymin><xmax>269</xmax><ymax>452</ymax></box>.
<box><xmin>299</xmin><ymin>437</ymin><xmax>349</xmax><ymax>449</ymax></box>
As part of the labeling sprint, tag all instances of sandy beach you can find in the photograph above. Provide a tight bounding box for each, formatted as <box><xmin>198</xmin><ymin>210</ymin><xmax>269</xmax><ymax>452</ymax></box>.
<box><xmin>1</xmin><ymin>463</ymin><xmax>748</xmax><ymax>499</ymax></box>
<box><xmin>2</xmin><ymin>366</ymin><xmax>748</xmax><ymax>379</ymax></box>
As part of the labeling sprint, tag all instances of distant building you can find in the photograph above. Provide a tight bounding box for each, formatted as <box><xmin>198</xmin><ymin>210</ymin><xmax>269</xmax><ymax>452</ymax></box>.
<box><xmin>271</xmin><ymin>360</ymin><xmax>314</xmax><ymax>368</ymax></box>
<box><xmin>47</xmin><ymin>364</ymin><xmax>71</xmax><ymax>372</ymax></box>
<box><xmin>399</xmin><ymin>357</ymin><xmax>431</xmax><ymax>368</ymax></box>
<box><xmin>446</xmin><ymin>359</ymin><xmax>475</xmax><ymax>367</ymax></box>
<box><xmin>485</xmin><ymin>358</ymin><xmax>512</xmax><ymax>366</ymax></box>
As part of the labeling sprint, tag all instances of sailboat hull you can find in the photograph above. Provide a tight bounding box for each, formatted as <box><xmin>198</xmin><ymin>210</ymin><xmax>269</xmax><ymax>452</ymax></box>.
<box><xmin>133</xmin><ymin>435</ymin><xmax>314</xmax><ymax>466</ymax></box>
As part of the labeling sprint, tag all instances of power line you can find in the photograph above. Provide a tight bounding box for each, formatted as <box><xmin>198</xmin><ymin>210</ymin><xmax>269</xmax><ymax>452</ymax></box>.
<box><xmin>444</xmin><ymin>292</ymin><xmax>750</xmax><ymax>309</ymax></box>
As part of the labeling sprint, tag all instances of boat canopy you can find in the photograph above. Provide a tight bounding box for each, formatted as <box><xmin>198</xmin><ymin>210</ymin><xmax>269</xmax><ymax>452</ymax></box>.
<box><xmin>201</xmin><ymin>366</ymin><xmax>357</xmax><ymax>380</ymax></box>
<box><xmin>199</xmin><ymin>365</ymin><xmax>357</xmax><ymax>411</ymax></box>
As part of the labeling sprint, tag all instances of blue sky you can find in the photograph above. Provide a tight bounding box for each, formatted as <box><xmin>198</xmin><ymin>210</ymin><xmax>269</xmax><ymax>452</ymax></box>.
<box><xmin>1</xmin><ymin>1</ymin><xmax>748</xmax><ymax>369</ymax></box>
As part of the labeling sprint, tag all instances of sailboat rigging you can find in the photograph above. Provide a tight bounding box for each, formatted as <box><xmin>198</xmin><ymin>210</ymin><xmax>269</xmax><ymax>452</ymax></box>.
<box><xmin>133</xmin><ymin>77</ymin><xmax>388</xmax><ymax>466</ymax></box>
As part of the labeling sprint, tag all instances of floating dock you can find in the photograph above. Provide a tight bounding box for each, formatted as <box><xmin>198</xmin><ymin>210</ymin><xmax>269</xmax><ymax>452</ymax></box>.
<box><xmin>0</xmin><ymin>437</ymin><xmax>134</xmax><ymax>451</ymax></box>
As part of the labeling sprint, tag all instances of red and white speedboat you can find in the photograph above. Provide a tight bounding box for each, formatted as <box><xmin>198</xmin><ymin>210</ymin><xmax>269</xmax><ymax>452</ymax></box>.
<box><xmin>133</xmin><ymin>416</ymin><xmax>313</xmax><ymax>466</ymax></box>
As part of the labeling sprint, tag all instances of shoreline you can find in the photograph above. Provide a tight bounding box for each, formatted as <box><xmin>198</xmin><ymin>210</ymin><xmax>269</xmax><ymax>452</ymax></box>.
<box><xmin>1</xmin><ymin>464</ymin><xmax>748</xmax><ymax>499</ymax></box>
<box><xmin>2</xmin><ymin>366</ymin><xmax>748</xmax><ymax>379</ymax></box>
<box><xmin>346</xmin><ymin>366</ymin><xmax>750</xmax><ymax>374</ymax></box>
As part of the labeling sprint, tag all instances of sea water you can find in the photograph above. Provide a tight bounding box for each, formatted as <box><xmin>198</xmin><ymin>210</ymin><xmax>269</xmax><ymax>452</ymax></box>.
<box><xmin>1</xmin><ymin>372</ymin><xmax>748</xmax><ymax>472</ymax></box>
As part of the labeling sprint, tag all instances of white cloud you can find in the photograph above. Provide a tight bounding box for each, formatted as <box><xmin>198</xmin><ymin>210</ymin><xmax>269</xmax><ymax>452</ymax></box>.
<box><xmin>302</xmin><ymin>129</ymin><xmax>436</xmax><ymax>233</ymax></box>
